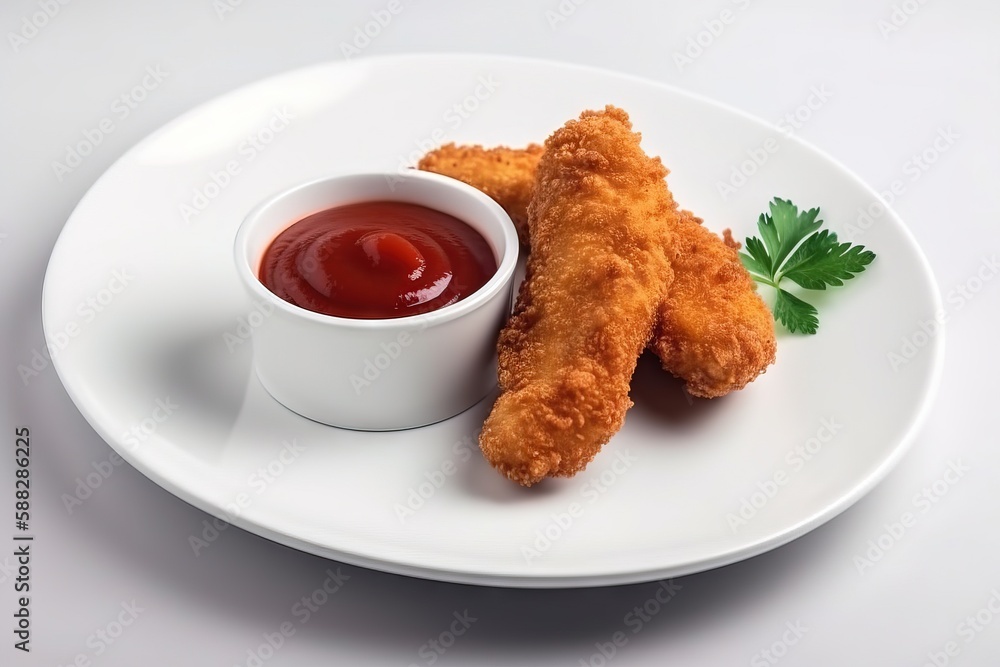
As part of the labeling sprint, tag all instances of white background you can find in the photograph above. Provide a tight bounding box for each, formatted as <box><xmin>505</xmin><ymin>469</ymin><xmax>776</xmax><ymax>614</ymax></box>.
<box><xmin>1</xmin><ymin>0</ymin><xmax>997</xmax><ymax>665</ymax></box>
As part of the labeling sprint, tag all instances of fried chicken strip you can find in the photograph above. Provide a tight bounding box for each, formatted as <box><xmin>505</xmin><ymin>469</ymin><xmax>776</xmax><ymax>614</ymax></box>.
<box><xmin>417</xmin><ymin>143</ymin><xmax>543</xmax><ymax>246</ymax></box>
<box><xmin>653</xmin><ymin>210</ymin><xmax>776</xmax><ymax>397</ymax></box>
<box><xmin>479</xmin><ymin>106</ymin><xmax>675</xmax><ymax>486</ymax></box>
<box><xmin>417</xmin><ymin>143</ymin><xmax>776</xmax><ymax>398</ymax></box>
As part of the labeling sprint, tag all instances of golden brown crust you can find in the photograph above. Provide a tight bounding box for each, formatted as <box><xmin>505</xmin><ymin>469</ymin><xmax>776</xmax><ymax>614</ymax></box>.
<box><xmin>479</xmin><ymin>106</ymin><xmax>675</xmax><ymax>486</ymax></box>
<box><xmin>417</xmin><ymin>143</ymin><xmax>543</xmax><ymax>246</ymax></box>
<box><xmin>416</xmin><ymin>140</ymin><xmax>776</xmax><ymax>401</ymax></box>
<box><xmin>651</xmin><ymin>211</ymin><xmax>776</xmax><ymax>398</ymax></box>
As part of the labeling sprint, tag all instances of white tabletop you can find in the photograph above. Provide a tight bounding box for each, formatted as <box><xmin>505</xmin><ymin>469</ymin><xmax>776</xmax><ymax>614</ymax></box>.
<box><xmin>2</xmin><ymin>1</ymin><xmax>997</xmax><ymax>665</ymax></box>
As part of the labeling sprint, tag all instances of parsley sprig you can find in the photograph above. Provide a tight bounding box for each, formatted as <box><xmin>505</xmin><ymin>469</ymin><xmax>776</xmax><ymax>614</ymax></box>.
<box><xmin>739</xmin><ymin>198</ymin><xmax>876</xmax><ymax>334</ymax></box>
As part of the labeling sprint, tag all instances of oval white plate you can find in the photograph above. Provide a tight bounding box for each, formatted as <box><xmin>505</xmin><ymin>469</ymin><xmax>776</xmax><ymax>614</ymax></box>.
<box><xmin>42</xmin><ymin>55</ymin><xmax>943</xmax><ymax>587</ymax></box>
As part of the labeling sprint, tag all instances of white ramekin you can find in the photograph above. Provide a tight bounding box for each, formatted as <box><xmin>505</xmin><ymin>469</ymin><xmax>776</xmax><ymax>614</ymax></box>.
<box><xmin>233</xmin><ymin>171</ymin><xmax>519</xmax><ymax>430</ymax></box>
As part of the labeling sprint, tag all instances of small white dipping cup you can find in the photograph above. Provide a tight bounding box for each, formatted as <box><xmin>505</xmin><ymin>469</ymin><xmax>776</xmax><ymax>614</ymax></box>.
<box><xmin>234</xmin><ymin>171</ymin><xmax>519</xmax><ymax>430</ymax></box>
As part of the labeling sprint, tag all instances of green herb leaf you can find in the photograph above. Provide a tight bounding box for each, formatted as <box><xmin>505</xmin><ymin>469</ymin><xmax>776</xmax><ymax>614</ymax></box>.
<box><xmin>773</xmin><ymin>288</ymin><xmax>819</xmax><ymax>334</ymax></box>
<box><xmin>742</xmin><ymin>198</ymin><xmax>876</xmax><ymax>334</ymax></box>
<box><xmin>738</xmin><ymin>236</ymin><xmax>772</xmax><ymax>283</ymax></box>
<box><xmin>755</xmin><ymin>198</ymin><xmax>822</xmax><ymax>276</ymax></box>
<box><xmin>780</xmin><ymin>230</ymin><xmax>876</xmax><ymax>289</ymax></box>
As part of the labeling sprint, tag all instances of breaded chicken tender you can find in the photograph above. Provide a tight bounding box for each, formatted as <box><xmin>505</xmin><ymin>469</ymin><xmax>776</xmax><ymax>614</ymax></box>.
<box><xmin>654</xmin><ymin>210</ymin><xmax>776</xmax><ymax>397</ymax></box>
<box><xmin>417</xmin><ymin>142</ymin><xmax>775</xmax><ymax>398</ymax></box>
<box><xmin>417</xmin><ymin>143</ymin><xmax>543</xmax><ymax>246</ymax></box>
<box><xmin>479</xmin><ymin>106</ymin><xmax>675</xmax><ymax>486</ymax></box>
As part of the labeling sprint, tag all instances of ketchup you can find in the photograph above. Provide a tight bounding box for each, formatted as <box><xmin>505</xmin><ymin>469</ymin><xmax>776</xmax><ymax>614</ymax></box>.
<box><xmin>259</xmin><ymin>201</ymin><xmax>497</xmax><ymax>319</ymax></box>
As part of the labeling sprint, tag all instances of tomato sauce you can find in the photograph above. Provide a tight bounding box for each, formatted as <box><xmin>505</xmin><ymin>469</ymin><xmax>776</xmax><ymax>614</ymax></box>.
<box><xmin>259</xmin><ymin>201</ymin><xmax>497</xmax><ymax>319</ymax></box>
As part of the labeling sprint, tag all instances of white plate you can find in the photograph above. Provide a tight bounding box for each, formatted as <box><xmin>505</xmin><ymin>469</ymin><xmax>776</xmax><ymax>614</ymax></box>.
<box><xmin>42</xmin><ymin>55</ymin><xmax>943</xmax><ymax>587</ymax></box>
